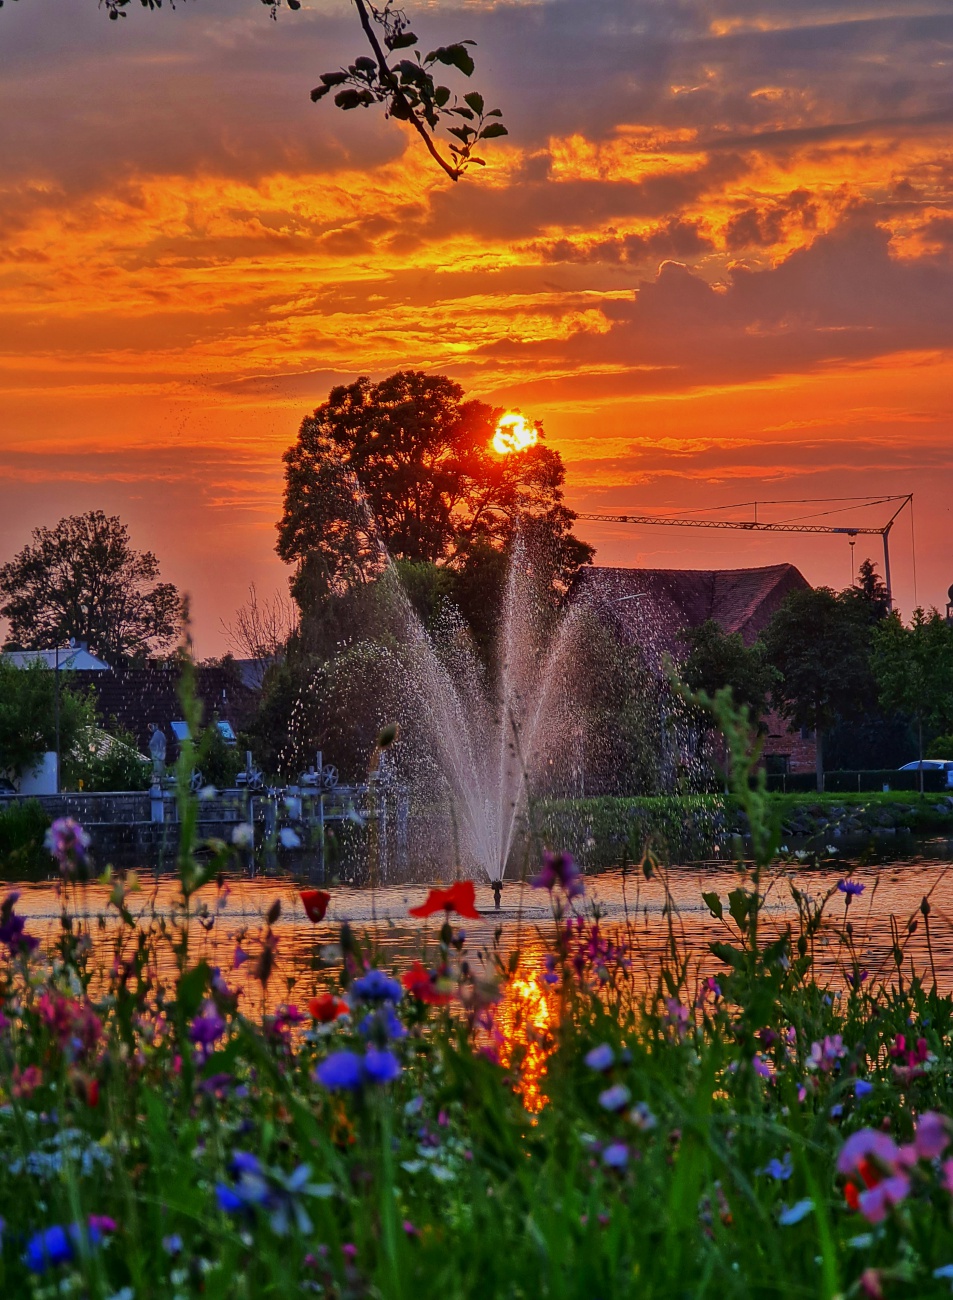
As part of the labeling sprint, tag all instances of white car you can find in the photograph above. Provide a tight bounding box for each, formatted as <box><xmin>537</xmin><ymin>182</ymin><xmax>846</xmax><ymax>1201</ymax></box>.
<box><xmin>898</xmin><ymin>759</ymin><xmax>953</xmax><ymax>788</ymax></box>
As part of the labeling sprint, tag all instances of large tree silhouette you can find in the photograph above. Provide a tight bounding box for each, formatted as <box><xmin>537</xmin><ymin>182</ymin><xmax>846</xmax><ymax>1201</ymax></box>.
<box><xmin>0</xmin><ymin>511</ymin><xmax>182</xmax><ymax>664</ymax></box>
<box><xmin>277</xmin><ymin>370</ymin><xmax>593</xmax><ymax>614</ymax></box>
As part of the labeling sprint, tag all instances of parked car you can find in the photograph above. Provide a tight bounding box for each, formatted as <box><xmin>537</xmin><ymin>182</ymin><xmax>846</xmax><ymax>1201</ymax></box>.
<box><xmin>898</xmin><ymin>759</ymin><xmax>953</xmax><ymax>788</ymax></box>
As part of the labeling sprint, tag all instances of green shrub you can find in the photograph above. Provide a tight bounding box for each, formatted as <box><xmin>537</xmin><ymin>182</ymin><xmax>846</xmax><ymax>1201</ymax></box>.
<box><xmin>0</xmin><ymin>798</ymin><xmax>50</xmax><ymax>876</ymax></box>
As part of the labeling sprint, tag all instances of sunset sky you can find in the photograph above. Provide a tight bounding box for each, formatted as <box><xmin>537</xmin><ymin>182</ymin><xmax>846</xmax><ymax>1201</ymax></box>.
<box><xmin>1</xmin><ymin>0</ymin><xmax>951</xmax><ymax>653</ymax></box>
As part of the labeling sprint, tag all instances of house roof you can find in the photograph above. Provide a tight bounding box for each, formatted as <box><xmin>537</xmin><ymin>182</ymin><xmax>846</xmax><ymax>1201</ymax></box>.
<box><xmin>572</xmin><ymin>563</ymin><xmax>810</xmax><ymax>647</ymax></box>
<box><xmin>3</xmin><ymin>647</ymin><xmax>112</xmax><ymax>671</ymax></box>
<box><xmin>85</xmin><ymin>666</ymin><xmax>257</xmax><ymax>754</ymax></box>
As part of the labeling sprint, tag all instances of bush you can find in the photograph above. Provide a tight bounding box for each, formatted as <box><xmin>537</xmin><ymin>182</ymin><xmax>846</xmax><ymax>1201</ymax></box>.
<box><xmin>0</xmin><ymin>798</ymin><xmax>50</xmax><ymax>876</ymax></box>
<box><xmin>66</xmin><ymin>727</ymin><xmax>152</xmax><ymax>793</ymax></box>
<box><xmin>927</xmin><ymin>733</ymin><xmax>953</xmax><ymax>760</ymax></box>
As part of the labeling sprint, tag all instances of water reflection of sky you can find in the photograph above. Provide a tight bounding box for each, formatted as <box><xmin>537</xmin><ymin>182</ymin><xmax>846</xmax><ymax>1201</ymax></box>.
<box><xmin>10</xmin><ymin>849</ymin><xmax>953</xmax><ymax>990</ymax></box>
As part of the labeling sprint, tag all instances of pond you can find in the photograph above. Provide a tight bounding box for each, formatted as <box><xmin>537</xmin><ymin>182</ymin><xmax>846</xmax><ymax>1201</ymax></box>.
<box><xmin>9</xmin><ymin>834</ymin><xmax>953</xmax><ymax>1003</ymax></box>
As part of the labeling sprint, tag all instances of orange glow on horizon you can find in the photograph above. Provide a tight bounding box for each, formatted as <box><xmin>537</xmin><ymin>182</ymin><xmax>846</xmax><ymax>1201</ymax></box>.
<box><xmin>492</xmin><ymin>412</ymin><xmax>540</xmax><ymax>456</ymax></box>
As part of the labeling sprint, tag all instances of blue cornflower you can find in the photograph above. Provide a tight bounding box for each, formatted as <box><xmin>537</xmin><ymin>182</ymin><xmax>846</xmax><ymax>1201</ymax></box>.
<box><xmin>25</xmin><ymin>1225</ymin><xmax>74</xmax><ymax>1272</ymax></box>
<box><xmin>24</xmin><ymin>1220</ymin><xmax>109</xmax><ymax>1273</ymax></box>
<box><xmin>315</xmin><ymin>1051</ymin><xmax>364</xmax><ymax>1091</ymax></box>
<box><xmin>779</xmin><ymin>1198</ymin><xmax>814</xmax><ymax>1226</ymax></box>
<box><xmin>216</xmin><ymin>1184</ymin><xmax>246</xmax><ymax>1214</ymax></box>
<box><xmin>359</xmin><ymin>1006</ymin><xmax>407</xmax><ymax>1042</ymax></box>
<box><xmin>855</xmin><ymin>1079</ymin><xmax>874</xmax><ymax>1099</ymax></box>
<box><xmin>217</xmin><ymin>1157</ymin><xmax>329</xmax><ymax>1236</ymax></box>
<box><xmin>602</xmin><ymin>1142</ymin><xmax>629</xmax><ymax>1169</ymax></box>
<box><xmin>585</xmin><ymin>1044</ymin><xmax>614</xmax><ymax>1072</ymax></box>
<box><xmin>837</xmin><ymin>879</ymin><xmax>865</xmax><ymax>897</ymax></box>
<box><xmin>762</xmin><ymin>1153</ymin><xmax>793</xmax><ymax>1181</ymax></box>
<box><xmin>599</xmin><ymin>1084</ymin><xmax>631</xmax><ymax>1112</ymax></box>
<box><xmin>352</xmin><ymin>970</ymin><xmax>403</xmax><ymax>1003</ymax></box>
<box><xmin>363</xmin><ymin>1047</ymin><xmax>402</xmax><ymax>1084</ymax></box>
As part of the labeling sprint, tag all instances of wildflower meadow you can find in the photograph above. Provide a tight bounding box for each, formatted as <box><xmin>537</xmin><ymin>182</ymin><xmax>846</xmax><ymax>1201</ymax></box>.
<box><xmin>1</xmin><ymin>690</ymin><xmax>953</xmax><ymax>1299</ymax></box>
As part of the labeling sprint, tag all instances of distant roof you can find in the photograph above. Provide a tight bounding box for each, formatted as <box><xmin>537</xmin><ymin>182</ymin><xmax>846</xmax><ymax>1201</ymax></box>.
<box><xmin>3</xmin><ymin>647</ymin><xmax>112</xmax><ymax>671</ymax></box>
<box><xmin>86</xmin><ymin>665</ymin><xmax>257</xmax><ymax>754</ymax></box>
<box><xmin>572</xmin><ymin>563</ymin><xmax>810</xmax><ymax>647</ymax></box>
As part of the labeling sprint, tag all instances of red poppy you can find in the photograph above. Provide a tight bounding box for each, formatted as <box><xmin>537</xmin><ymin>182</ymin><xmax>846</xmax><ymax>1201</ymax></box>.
<box><xmin>408</xmin><ymin>880</ymin><xmax>481</xmax><ymax>920</ymax></box>
<box><xmin>401</xmin><ymin>961</ymin><xmax>453</xmax><ymax>1005</ymax></box>
<box><xmin>844</xmin><ymin>1181</ymin><xmax>860</xmax><ymax>1211</ymax></box>
<box><xmin>300</xmin><ymin>889</ymin><xmax>331</xmax><ymax>923</ymax></box>
<box><xmin>308</xmin><ymin>993</ymin><xmax>349</xmax><ymax>1023</ymax></box>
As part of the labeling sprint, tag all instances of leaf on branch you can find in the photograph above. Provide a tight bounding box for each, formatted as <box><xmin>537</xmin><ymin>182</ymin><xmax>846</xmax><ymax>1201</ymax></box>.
<box><xmin>385</xmin><ymin>31</ymin><xmax>418</xmax><ymax>50</ymax></box>
<box><xmin>335</xmin><ymin>88</ymin><xmax>376</xmax><ymax>110</ymax></box>
<box><xmin>427</xmin><ymin>44</ymin><xmax>476</xmax><ymax>76</ymax></box>
<box><xmin>702</xmin><ymin>891</ymin><xmax>723</xmax><ymax>920</ymax></box>
<box><xmin>464</xmin><ymin>91</ymin><xmax>484</xmax><ymax>115</ymax></box>
<box><xmin>479</xmin><ymin>122</ymin><xmax>508</xmax><ymax>139</ymax></box>
<box><xmin>434</xmin><ymin>86</ymin><xmax>451</xmax><ymax>107</ymax></box>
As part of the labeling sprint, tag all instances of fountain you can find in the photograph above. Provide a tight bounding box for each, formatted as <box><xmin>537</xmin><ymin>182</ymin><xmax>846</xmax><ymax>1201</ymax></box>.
<box><xmin>383</xmin><ymin>533</ymin><xmax>585</xmax><ymax>885</ymax></box>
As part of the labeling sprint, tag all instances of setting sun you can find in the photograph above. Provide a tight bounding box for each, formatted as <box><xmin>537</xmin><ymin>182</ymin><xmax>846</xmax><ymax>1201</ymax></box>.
<box><xmin>492</xmin><ymin>412</ymin><xmax>540</xmax><ymax>456</ymax></box>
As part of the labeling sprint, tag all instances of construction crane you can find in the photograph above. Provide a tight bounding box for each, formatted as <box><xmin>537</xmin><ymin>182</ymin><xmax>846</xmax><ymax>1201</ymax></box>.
<box><xmin>577</xmin><ymin>494</ymin><xmax>913</xmax><ymax>609</ymax></box>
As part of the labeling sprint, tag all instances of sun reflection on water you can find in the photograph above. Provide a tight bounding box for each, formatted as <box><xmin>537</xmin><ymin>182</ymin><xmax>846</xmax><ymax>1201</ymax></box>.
<box><xmin>497</xmin><ymin>969</ymin><xmax>557</xmax><ymax>1113</ymax></box>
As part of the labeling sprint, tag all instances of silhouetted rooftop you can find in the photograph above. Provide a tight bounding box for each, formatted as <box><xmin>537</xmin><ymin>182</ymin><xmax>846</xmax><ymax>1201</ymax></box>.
<box><xmin>573</xmin><ymin>563</ymin><xmax>810</xmax><ymax>646</ymax></box>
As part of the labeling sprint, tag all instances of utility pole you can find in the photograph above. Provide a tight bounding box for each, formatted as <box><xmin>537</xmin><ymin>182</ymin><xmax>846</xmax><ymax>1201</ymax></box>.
<box><xmin>53</xmin><ymin>643</ymin><xmax>60</xmax><ymax>795</ymax></box>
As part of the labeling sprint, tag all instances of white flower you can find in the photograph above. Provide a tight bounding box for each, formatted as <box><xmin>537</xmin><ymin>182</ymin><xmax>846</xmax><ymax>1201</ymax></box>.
<box><xmin>231</xmin><ymin>822</ymin><xmax>254</xmax><ymax>849</ymax></box>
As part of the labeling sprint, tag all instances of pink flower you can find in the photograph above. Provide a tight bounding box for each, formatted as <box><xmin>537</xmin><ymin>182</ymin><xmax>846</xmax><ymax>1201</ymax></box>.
<box><xmin>808</xmin><ymin>1034</ymin><xmax>845</xmax><ymax>1073</ymax></box>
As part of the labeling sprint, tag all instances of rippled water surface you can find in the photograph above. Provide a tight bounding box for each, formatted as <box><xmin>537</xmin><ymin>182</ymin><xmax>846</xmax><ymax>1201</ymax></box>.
<box><xmin>10</xmin><ymin>835</ymin><xmax>953</xmax><ymax>998</ymax></box>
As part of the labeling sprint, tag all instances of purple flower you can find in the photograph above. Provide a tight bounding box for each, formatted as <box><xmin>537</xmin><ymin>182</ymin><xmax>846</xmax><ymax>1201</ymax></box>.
<box><xmin>189</xmin><ymin>1002</ymin><xmax>225</xmax><ymax>1049</ymax></box>
<box><xmin>602</xmin><ymin>1142</ymin><xmax>629</xmax><ymax>1169</ymax></box>
<box><xmin>352</xmin><ymin>970</ymin><xmax>403</xmax><ymax>1003</ymax></box>
<box><xmin>859</xmin><ymin>1174</ymin><xmax>911</xmax><ymax>1224</ymax></box>
<box><xmin>0</xmin><ymin>891</ymin><xmax>38</xmax><ymax>956</ymax></box>
<box><xmin>837</xmin><ymin>878</ymin><xmax>865</xmax><ymax>897</ymax></box>
<box><xmin>753</xmin><ymin>1053</ymin><xmax>774</xmax><ymax>1081</ymax></box>
<box><xmin>531</xmin><ymin>851</ymin><xmax>584</xmax><ymax>899</ymax></box>
<box><xmin>914</xmin><ymin>1111</ymin><xmax>950</xmax><ymax>1161</ymax></box>
<box><xmin>363</xmin><ymin>1047</ymin><xmax>401</xmax><ymax>1084</ymax></box>
<box><xmin>855</xmin><ymin>1080</ymin><xmax>874</xmax><ymax>1099</ymax></box>
<box><xmin>315</xmin><ymin>1050</ymin><xmax>364</xmax><ymax>1091</ymax></box>
<box><xmin>584</xmin><ymin>1043</ymin><xmax>614</xmax><ymax>1072</ymax></box>
<box><xmin>837</xmin><ymin>1129</ymin><xmax>900</xmax><ymax>1176</ymax></box>
<box><xmin>45</xmin><ymin>818</ymin><xmax>92</xmax><ymax>880</ymax></box>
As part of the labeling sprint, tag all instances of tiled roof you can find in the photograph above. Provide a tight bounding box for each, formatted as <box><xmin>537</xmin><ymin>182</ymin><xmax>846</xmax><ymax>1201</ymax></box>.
<box><xmin>85</xmin><ymin>667</ymin><xmax>257</xmax><ymax>753</ymax></box>
<box><xmin>572</xmin><ymin>563</ymin><xmax>810</xmax><ymax>646</ymax></box>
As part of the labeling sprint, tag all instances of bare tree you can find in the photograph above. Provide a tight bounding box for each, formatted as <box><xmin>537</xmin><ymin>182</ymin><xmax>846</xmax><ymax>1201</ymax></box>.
<box><xmin>221</xmin><ymin>584</ymin><xmax>298</xmax><ymax>688</ymax></box>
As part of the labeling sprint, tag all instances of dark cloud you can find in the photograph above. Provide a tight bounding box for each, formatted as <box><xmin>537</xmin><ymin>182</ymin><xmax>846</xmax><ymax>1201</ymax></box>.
<box><xmin>535</xmin><ymin>217</ymin><xmax>714</xmax><ymax>265</ymax></box>
<box><xmin>475</xmin><ymin>215</ymin><xmax>953</xmax><ymax>391</ymax></box>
